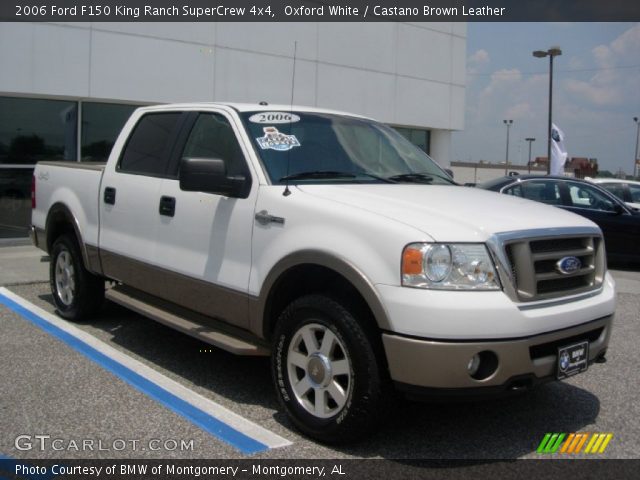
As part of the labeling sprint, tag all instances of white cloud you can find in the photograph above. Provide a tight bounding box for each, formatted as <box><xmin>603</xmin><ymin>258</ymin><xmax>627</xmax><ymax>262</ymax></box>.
<box><xmin>568</xmin><ymin>56</ymin><xmax>585</xmax><ymax>69</ymax></box>
<box><xmin>565</xmin><ymin>24</ymin><xmax>640</xmax><ymax>107</ymax></box>
<box><xmin>505</xmin><ymin>102</ymin><xmax>533</xmax><ymax>120</ymax></box>
<box><xmin>480</xmin><ymin>68</ymin><xmax>522</xmax><ymax>97</ymax></box>
<box><xmin>592</xmin><ymin>45</ymin><xmax>612</xmax><ymax>67</ymax></box>
<box><xmin>611</xmin><ymin>23</ymin><xmax>640</xmax><ymax>55</ymax></box>
<box><xmin>467</xmin><ymin>49</ymin><xmax>490</xmax><ymax>77</ymax></box>
<box><xmin>564</xmin><ymin>80</ymin><xmax>621</xmax><ymax>106</ymax></box>
<box><xmin>468</xmin><ymin>49</ymin><xmax>490</xmax><ymax>65</ymax></box>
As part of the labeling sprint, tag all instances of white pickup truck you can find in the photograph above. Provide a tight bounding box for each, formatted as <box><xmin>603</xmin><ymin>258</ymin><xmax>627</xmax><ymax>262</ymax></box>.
<box><xmin>31</xmin><ymin>103</ymin><xmax>615</xmax><ymax>442</ymax></box>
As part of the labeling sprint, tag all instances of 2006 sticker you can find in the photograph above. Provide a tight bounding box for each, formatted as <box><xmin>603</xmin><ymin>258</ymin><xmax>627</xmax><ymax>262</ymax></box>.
<box><xmin>249</xmin><ymin>112</ymin><xmax>300</xmax><ymax>124</ymax></box>
<box><xmin>256</xmin><ymin>127</ymin><xmax>300</xmax><ymax>151</ymax></box>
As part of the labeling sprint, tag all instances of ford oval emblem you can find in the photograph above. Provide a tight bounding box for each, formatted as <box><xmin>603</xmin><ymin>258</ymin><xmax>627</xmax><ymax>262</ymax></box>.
<box><xmin>556</xmin><ymin>256</ymin><xmax>582</xmax><ymax>275</ymax></box>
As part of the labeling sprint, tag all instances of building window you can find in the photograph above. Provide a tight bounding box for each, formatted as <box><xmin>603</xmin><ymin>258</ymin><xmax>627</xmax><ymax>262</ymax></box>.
<box><xmin>81</xmin><ymin>102</ymin><xmax>138</xmax><ymax>162</ymax></box>
<box><xmin>0</xmin><ymin>96</ymin><xmax>78</xmax><ymax>238</ymax></box>
<box><xmin>393</xmin><ymin>127</ymin><xmax>430</xmax><ymax>154</ymax></box>
<box><xmin>0</xmin><ymin>96</ymin><xmax>78</xmax><ymax>165</ymax></box>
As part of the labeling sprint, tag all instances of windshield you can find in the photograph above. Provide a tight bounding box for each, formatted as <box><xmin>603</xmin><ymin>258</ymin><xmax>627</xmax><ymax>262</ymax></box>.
<box><xmin>240</xmin><ymin>111</ymin><xmax>453</xmax><ymax>185</ymax></box>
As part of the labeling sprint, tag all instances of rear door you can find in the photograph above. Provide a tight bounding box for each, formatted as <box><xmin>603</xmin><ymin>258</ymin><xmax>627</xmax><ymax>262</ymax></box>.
<box><xmin>99</xmin><ymin>111</ymin><xmax>190</xmax><ymax>284</ymax></box>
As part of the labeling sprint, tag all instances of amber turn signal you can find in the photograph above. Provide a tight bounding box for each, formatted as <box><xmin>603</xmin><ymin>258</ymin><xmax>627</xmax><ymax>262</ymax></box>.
<box><xmin>402</xmin><ymin>247</ymin><xmax>423</xmax><ymax>275</ymax></box>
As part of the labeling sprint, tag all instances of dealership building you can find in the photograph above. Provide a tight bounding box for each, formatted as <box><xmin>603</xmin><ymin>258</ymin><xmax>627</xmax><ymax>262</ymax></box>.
<box><xmin>0</xmin><ymin>22</ymin><xmax>466</xmax><ymax>238</ymax></box>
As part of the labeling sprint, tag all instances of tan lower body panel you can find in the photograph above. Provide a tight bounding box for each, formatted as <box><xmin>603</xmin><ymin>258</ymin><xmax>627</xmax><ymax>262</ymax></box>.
<box><xmin>106</xmin><ymin>285</ymin><xmax>269</xmax><ymax>356</ymax></box>
<box><xmin>383</xmin><ymin>315</ymin><xmax>612</xmax><ymax>389</ymax></box>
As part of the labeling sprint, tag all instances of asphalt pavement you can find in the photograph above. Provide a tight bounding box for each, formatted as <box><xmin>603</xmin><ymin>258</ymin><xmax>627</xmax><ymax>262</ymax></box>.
<box><xmin>1</xmin><ymin>244</ymin><xmax>639</xmax><ymax>460</ymax></box>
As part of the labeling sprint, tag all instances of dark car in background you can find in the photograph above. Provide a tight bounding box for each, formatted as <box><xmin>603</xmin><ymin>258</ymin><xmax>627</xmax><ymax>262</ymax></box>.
<box><xmin>478</xmin><ymin>175</ymin><xmax>640</xmax><ymax>264</ymax></box>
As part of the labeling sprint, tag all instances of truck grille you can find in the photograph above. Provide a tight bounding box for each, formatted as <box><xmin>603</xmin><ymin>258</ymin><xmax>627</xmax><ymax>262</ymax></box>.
<box><xmin>501</xmin><ymin>233</ymin><xmax>605</xmax><ymax>302</ymax></box>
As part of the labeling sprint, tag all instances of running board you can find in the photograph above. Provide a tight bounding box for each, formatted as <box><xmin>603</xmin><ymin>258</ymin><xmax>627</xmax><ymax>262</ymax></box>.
<box><xmin>105</xmin><ymin>286</ymin><xmax>269</xmax><ymax>356</ymax></box>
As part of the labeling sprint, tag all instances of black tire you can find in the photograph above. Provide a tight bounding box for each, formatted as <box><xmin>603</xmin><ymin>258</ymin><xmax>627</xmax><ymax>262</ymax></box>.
<box><xmin>50</xmin><ymin>234</ymin><xmax>104</xmax><ymax>321</ymax></box>
<box><xmin>272</xmin><ymin>294</ymin><xmax>388</xmax><ymax>443</ymax></box>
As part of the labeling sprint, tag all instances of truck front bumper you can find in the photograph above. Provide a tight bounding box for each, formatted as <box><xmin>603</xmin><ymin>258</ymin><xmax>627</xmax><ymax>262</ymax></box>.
<box><xmin>383</xmin><ymin>314</ymin><xmax>612</xmax><ymax>395</ymax></box>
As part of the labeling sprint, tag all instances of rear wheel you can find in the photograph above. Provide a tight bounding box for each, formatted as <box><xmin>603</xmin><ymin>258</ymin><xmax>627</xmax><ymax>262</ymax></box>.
<box><xmin>272</xmin><ymin>294</ymin><xmax>387</xmax><ymax>443</ymax></box>
<box><xmin>50</xmin><ymin>234</ymin><xmax>104</xmax><ymax>321</ymax></box>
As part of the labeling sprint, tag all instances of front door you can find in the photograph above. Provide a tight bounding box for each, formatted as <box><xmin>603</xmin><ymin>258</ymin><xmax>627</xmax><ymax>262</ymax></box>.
<box><xmin>152</xmin><ymin>111</ymin><xmax>258</xmax><ymax>328</ymax></box>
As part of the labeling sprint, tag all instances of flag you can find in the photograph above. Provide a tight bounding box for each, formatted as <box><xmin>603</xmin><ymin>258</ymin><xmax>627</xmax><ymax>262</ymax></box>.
<box><xmin>550</xmin><ymin>123</ymin><xmax>568</xmax><ymax>176</ymax></box>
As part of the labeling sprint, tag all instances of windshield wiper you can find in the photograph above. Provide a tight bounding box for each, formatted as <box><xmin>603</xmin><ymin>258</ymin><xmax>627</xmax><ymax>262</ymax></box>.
<box><xmin>387</xmin><ymin>173</ymin><xmax>434</xmax><ymax>183</ymax></box>
<box><xmin>279</xmin><ymin>170</ymin><xmax>394</xmax><ymax>183</ymax></box>
<box><xmin>387</xmin><ymin>172</ymin><xmax>455</xmax><ymax>184</ymax></box>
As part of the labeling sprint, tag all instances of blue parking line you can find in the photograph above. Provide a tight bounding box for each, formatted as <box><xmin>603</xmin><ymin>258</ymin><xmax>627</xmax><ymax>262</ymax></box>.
<box><xmin>0</xmin><ymin>293</ymin><xmax>268</xmax><ymax>455</ymax></box>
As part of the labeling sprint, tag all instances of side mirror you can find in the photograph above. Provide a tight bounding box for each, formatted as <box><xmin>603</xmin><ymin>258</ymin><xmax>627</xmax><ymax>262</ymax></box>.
<box><xmin>444</xmin><ymin>168</ymin><xmax>454</xmax><ymax>179</ymax></box>
<box><xmin>613</xmin><ymin>203</ymin><xmax>626</xmax><ymax>215</ymax></box>
<box><xmin>179</xmin><ymin>157</ymin><xmax>249</xmax><ymax>198</ymax></box>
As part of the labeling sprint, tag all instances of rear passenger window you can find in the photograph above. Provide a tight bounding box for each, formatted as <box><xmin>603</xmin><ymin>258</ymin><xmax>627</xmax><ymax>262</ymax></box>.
<box><xmin>520</xmin><ymin>181</ymin><xmax>562</xmax><ymax>205</ymax></box>
<box><xmin>181</xmin><ymin>113</ymin><xmax>248</xmax><ymax>176</ymax></box>
<box><xmin>119</xmin><ymin>113</ymin><xmax>182</xmax><ymax>176</ymax></box>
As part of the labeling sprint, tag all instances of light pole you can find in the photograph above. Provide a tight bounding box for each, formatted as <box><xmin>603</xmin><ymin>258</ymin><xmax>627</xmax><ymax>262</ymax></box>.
<box><xmin>503</xmin><ymin>119</ymin><xmax>513</xmax><ymax>175</ymax></box>
<box><xmin>525</xmin><ymin>137</ymin><xmax>535</xmax><ymax>173</ymax></box>
<box><xmin>634</xmin><ymin>117</ymin><xmax>639</xmax><ymax>178</ymax></box>
<box><xmin>533</xmin><ymin>46</ymin><xmax>562</xmax><ymax>175</ymax></box>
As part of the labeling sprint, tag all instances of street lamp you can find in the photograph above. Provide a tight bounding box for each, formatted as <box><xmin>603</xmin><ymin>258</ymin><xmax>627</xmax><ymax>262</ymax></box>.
<box><xmin>634</xmin><ymin>117</ymin><xmax>639</xmax><ymax>178</ymax></box>
<box><xmin>525</xmin><ymin>137</ymin><xmax>536</xmax><ymax>173</ymax></box>
<box><xmin>533</xmin><ymin>46</ymin><xmax>562</xmax><ymax>174</ymax></box>
<box><xmin>503</xmin><ymin>119</ymin><xmax>513</xmax><ymax>175</ymax></box>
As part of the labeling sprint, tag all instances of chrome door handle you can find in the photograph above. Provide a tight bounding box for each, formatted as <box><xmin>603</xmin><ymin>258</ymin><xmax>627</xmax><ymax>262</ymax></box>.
<box><xmin>255</xmin><ymin>210</ymin><xmax>285</xmax><ymax>225</ymax></box>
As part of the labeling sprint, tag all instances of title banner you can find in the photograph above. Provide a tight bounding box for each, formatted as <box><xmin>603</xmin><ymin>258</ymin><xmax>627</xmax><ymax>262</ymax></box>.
<box><xmin>2</xmin><ymin>0</ymin><xmax>640</xmax><ymax>22</ymax></box>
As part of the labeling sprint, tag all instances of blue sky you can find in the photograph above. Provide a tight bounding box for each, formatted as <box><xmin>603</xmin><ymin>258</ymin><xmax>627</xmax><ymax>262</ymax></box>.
<box><xmin>452</xmin><ymin>22</ymin><xmax>640</xmax><ymax>175</ymax></box>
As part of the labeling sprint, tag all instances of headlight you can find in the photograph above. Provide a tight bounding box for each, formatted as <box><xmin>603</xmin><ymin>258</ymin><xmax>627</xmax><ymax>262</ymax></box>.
<box><xmin>402</xmin><ymin>243</ymin><xmax>500</xmax><ymax>290</ymax></box>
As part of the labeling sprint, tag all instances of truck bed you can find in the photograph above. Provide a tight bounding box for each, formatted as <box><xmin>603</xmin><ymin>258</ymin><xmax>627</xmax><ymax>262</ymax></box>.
<box><xmin>32</xmin><ymin>161</ymin><xmax>106</xmax><ymax>252</ymax></box>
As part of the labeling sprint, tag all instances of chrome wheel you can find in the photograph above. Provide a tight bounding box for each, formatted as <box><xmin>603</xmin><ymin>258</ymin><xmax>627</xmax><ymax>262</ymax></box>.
<box><xmin>287</xmin><ymin>323</ymin><xmax>352</xmax><ymax>419</ymax></box>
<box><xmin>54</xmin><ymin>250</ymin><xmax>75</xmax><ymax>306</ymax></box>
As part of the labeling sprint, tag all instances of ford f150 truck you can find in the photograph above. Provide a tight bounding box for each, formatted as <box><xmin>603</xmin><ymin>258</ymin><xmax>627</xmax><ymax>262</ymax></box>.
<box><xmin>31</xmin><ymin>103</ymin><xmax>615</xmax><ymax>442</ymax></box>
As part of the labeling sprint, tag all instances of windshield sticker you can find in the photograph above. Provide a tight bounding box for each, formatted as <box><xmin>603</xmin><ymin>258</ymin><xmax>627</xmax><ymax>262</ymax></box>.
<box><xmin>256</xmin><ymin>127</ymin><xmax>301</xmax><ymax>151</ymax></box>
<box><xmin>249</xmin><ymin>112</ymin><xmax>300</xmax><ymax>124</ymax></box>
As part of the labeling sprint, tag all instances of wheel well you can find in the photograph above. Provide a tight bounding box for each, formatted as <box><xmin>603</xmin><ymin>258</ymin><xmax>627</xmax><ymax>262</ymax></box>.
<box><xmin>263</xmin><ymin>264</ymin><xmax>379</xmax><ymax>341</ymax></box>
<box><xmin>46</xmin><ymin>209</ymin><xmax>78</xmax><ymax>253</ymax></box>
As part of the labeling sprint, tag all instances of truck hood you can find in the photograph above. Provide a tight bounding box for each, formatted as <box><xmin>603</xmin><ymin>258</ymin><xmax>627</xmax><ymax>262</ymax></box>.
<box><xmin>297</xmin><ymin>184</ymin><xmax>599</xmax><ymax>242</ymax></box>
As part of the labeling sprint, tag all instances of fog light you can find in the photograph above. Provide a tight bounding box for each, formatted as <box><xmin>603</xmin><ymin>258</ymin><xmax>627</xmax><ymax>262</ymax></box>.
<box><xmin>467</xmin><ymin>354</ymin><xmax>481</xmax><ymax>376</ymax></box>
<box><xmin>468</xmin><ymin>350</ymin><xmax>499</xmax><ymax>380</ymax></box>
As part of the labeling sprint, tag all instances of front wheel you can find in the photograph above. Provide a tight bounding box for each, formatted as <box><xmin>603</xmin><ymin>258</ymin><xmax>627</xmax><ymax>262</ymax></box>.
<box><xmin>272</xmin><ymin>294</ymin><xmax>387</xmax><ymax>443</ymax></box>
<box><xmin>50</xmin><ymin>234</ymin><xmax>104</xmax><ymax>321</ymax></box>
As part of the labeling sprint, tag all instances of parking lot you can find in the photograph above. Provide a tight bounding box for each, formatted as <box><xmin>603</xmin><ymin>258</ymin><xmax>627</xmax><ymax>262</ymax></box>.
<box><xmin>1</xmin><ymin>243</ymin><xmax>639</xmax><ymax>460</ymax></box>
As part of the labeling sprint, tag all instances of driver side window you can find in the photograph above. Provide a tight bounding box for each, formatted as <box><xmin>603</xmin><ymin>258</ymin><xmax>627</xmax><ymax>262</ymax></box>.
<box><xmin>182</xmin><ymin>113</ymin><xmax>248</xmax><ymax>177</ymax></box>
<box><xmin>510</xmin><ymin>180</ymin><xmax>561</xmax><ymax>206</ymax></box>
